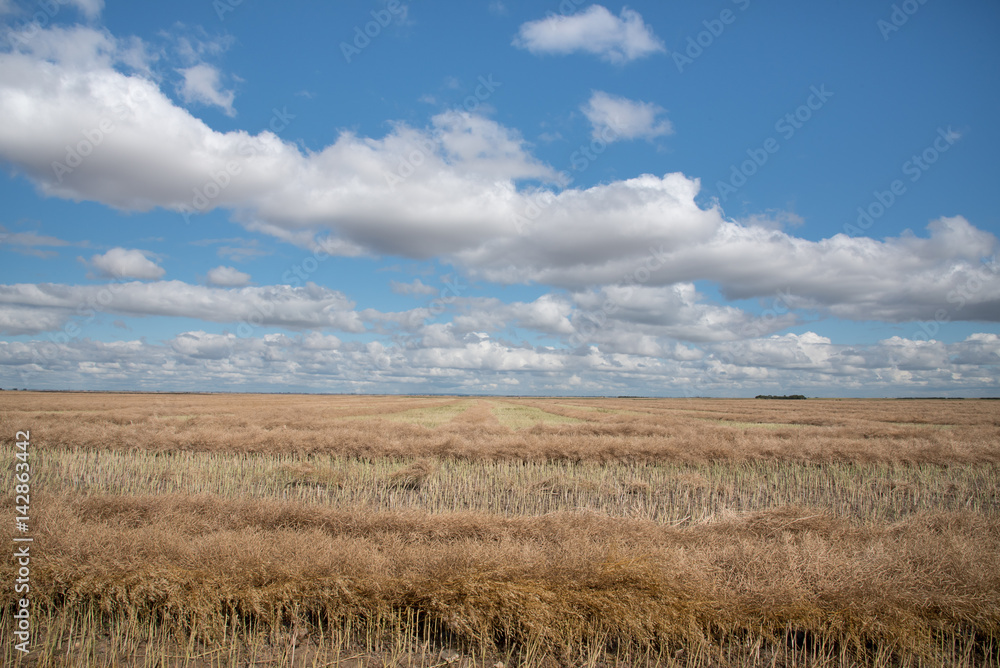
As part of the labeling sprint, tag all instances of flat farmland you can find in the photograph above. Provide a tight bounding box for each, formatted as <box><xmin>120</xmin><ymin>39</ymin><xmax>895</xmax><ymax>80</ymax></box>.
<box><xmin>2</xmin><ymin>392</ymin><xmax>999</xmax><ymax>667</ymax></box>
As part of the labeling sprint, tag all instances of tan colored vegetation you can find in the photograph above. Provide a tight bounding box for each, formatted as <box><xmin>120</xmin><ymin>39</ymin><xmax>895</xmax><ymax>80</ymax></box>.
<box><xmin>2</xmin><ymin>392</ymin><xmax>998</xmax><ymax>465</ymax></box>
<box><xmin>1</xmin><ymin>391</ymin><xmax>999</xmax><ymax>666</ymax></box>
<box><xmin>13</xmin><ymin>446</ymin><xmax>1000</xmax><ymax>521</ymax></box>
<box><xmin>386</xmin><ymin>458</ymin><xmax>439</xmax><ymax>490</ymax></box>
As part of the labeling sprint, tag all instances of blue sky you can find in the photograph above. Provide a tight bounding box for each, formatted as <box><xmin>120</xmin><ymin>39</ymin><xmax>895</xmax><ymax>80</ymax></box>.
<box><xmin>1</xmin><ymin>0</ymin><xmax>999</xmax><ymax>396</ymax></box>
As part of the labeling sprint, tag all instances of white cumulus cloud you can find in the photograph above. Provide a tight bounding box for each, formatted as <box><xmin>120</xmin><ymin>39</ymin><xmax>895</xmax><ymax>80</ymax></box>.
<box><xmin>1</xmin><ymin>26</ymin><xmax>998</xmax><ymax>328</ymax></box>
<box><xmin>0</xmin><ymin>281</ymin><xmax>366</xmax><ymax>335</ymax></box>
<box><xmin>177</xmin><ymin>63</ymin><xmax>235</xmax><ymax>116</ymax></box>
<box><xmin>206</xmin><ymin>266</ymin><xmax>251</xmax><ymax>287</ymax></box>
<box><xmin>513</xmin><ymin>5</ymin><xmax>665</xmax><ymax>64</ymax></box>
<box><xmin>582</xmin><ymin>91</ymin><xmax>673</xmax><ymax>142</ymax></box>
<box><xmin>87</xmin><ymin>248</ymin><xmax>164</xmax><ymax>280</ymax></box>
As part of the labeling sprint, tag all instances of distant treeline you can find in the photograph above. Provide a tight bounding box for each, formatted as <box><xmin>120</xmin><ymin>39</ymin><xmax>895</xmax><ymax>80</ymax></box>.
<box><xmin>755</xmin><ymin>394</ymin><xmax>807</xmax><ymax>400</ymax></box>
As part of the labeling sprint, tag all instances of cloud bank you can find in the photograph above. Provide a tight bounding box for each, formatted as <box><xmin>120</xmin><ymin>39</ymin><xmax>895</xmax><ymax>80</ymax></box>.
<box><xmin>1</xmin><ymin>26</ymin><xmax>997</xmax><ymax>327</ymax></box>
<box><xmin>0</xmin><ymin>22</ymin><xmax>997</xmax><ymax>396</ymax></box>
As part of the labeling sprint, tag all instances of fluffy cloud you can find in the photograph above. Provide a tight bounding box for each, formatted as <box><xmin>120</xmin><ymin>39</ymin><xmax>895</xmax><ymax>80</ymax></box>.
<box><xmin>0</xmin><ymin>281</ymin><xmax>365</xmax><ymax>335</ymax></box>
<box><xmin>0</xmin><ymin>274</ymin><xmax>795</xmax><ymax>351</ymax></box>
<box><xmin>170</xmin><ymin>330</ymin><xmax>236</xmax><ymax>360</ymax></box>
<box><xmin>0</xmin><ymin>31</ymin><xmax>559</xmax><ymax>253</ymax></box>
<box><xmin>87</xmin><ymin>248</ymin><xmax>165</xmax><ymax>280</ymax></box>
<box><xmin>582</xmin><ymin>91</ymin><xmax>673</xmax><ymax>142</ymax></box>
<box><xmin>206</xmin><ymin>265</ymin><xmax>251</xmax><ymax>287</ymax></box>
<box><xmin>2</xmin><ymin>331</ymin><xmax>997</xmax><ymax>396</ymax></box>
<box><xmin>436</xmin><ymin>286</ymin><xmax>787</xmax><ymax>351</ymax></box>
<box><xmin>568</xmin><ymin>283</ymin><xmax>797</xmax><ymax>347</ymax></box>
<box><xmin>0</xmin><ymin>305</ymin><xmax>71</xmax><ymax>336</ymax></box>
<box><xmin>709</xmin><ymin>332</ymin><xmax>835</xmax><ymax>373</ymax></box>
<box><xmin>442</xmin><ymin>295</ymin><xmax>576</xmax><ymax>337</ymax></box>
<box><xmin>176</xmin><ymin>63</ymin><xmax>236</xmax><ymax>116</ymax></box>
<box><xmin>412</xmin><ymin>337</ymin><xmax>565</xmax><ymax>372</ymax></box>
<box><xmin>1</xmin><ymin>26</ymin><xmax>998</xmax><ymax>327</ymax></box>
<box><xmin>465</xmin><ymin>213</ymin><xmax>1000</xmax><ymax>323</ymax></box>
<box><xmin>513</xmin><ymin>5</ymin><xmax>665</xmax><ymax>64</ymax></box>
<box><xmin>68</xmin><ymin>0</ymin><xmax>104</xmax><ymax>20</ymax></box>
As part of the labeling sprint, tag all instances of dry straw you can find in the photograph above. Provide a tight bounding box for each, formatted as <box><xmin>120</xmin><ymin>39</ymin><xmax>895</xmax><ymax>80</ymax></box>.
<box><xmin>1</xmin><ymin>391</ymin><xmax>998</xmax><ymax>666</ymax></box>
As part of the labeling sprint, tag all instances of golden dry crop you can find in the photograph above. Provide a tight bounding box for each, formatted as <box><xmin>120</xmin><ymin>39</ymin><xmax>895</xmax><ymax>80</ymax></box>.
<box><xmin>1</xmin><ymin>391</ymin><xmax>998</xmax><ymax>666</ymax></box>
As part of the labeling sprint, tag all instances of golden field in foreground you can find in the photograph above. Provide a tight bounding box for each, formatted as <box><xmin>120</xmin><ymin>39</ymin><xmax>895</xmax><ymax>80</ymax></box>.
<box><xmin>1</xmin><ymin>391</ymin><xmax>999</xmax><ymax>666</ymax></box>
